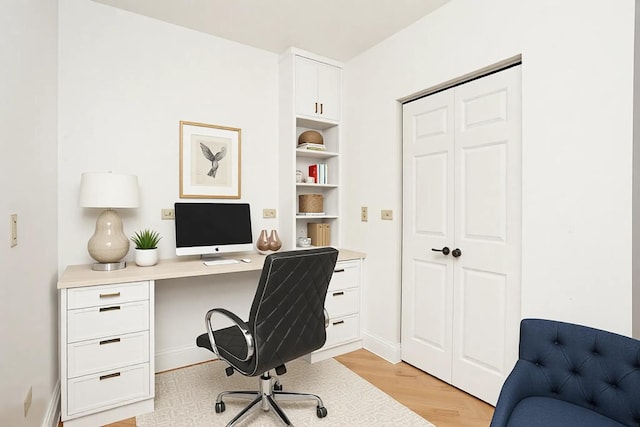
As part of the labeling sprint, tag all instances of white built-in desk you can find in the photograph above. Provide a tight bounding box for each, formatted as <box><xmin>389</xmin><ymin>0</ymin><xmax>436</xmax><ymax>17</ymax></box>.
<box><xmin>58</xmin><ymin>249</ymin><xmax>365</xmax><ymax>427</ymax></box>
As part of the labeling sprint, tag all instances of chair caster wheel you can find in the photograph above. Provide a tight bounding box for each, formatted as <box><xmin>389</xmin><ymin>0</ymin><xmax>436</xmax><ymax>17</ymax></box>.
<box><xmin>273</xmin><ymin>382</ymin><xmax>283</xmax><ymax>391</ymax></box>
<box><xmin>316</xmin><ymin>406</ymin><xmax>328</xmax><ymax>418</ymax></box>
<box><xmin>215</xmin><ymin>401</ymin><xmax>226</xmax><ymax>413</ymax></box>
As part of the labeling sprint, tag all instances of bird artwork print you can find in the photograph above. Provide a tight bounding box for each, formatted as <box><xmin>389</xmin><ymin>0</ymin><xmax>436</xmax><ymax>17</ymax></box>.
<box><xmin>199</xmin><ymin>142</ymin><xmax>226</xmax><ymax>178</ymax></box>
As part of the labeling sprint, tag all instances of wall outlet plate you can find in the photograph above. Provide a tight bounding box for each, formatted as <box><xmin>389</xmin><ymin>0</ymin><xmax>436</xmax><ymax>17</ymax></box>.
<box><xmin>10</xmin><ymin>214</ymin><xmax>17</xmax><ymax>247</ymax></box>
<box><xmin>161</xmin><ymin>209</ymin><xmax>175</xmax><ymax>220</ymax></box>
<box><xmin>381</xmin><ymin>209</ymin><xmax>393</xmax><ymax>220</ymax></box>
<box><xmin>263</xmin><ymin>209</ymin><xmax>276</xmax><ymax>218</ymax></box>
<box><xmin>361</xmin><ymin>207</ymin><xmax>368</xmax><ymax>222</ymax></box>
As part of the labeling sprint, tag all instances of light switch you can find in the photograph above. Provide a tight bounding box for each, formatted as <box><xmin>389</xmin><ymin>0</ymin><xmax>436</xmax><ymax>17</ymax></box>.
<box><xmin>361</xmin><ymin>207</ymin><xmax>368</xmax><ymax>222</ymax></box>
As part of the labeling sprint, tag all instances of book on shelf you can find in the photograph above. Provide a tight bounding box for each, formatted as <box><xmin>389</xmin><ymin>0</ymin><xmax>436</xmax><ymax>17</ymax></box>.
<box><xmin>297</xmin><ymin>212</ymin><xmax>326</xmax><ymax>216</ymax></box>
<box><xmin>308</xmin><ymin>163</ymin><xmax>328</xmax><ymax>184</ymax></box>
<box><xmin>297</xmin><ymin>143</ymin><xmax>326</xmax><ymax>151</ymax></box>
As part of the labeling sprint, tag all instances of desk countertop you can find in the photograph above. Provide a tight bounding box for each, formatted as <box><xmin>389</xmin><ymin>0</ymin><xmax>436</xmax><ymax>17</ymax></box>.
<box><xmin>58</xmin><ymin>249</ymin><xmax>366</xmax><ymax>289</ymax></box>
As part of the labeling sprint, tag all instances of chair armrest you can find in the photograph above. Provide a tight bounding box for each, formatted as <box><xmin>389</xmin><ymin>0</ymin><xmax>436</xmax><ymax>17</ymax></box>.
<box><xmin>205</xmin><ymin>308</ymin><xmax>254</xmax><ymax>362</ymax></box>
<box><xmin>491</xmin><ymin>360</ymin><xmax>546</xmax><ymax>427</ymax></box>
<box><xmin>324</xmin><ymin>308</ymin><xmax>330</xmax><ymax>328</ymax></box>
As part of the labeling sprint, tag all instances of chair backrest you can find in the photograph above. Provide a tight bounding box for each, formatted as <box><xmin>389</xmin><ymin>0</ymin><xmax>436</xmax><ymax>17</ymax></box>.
<box><xmin>245</xmin><ymin>247</ymin><xmax>338</xmax><ymax>376</ymax></box>
<box><xmin>518</xmin><ymin>318</ymin><xmax>640</xmax><ymax>425</ymax></box>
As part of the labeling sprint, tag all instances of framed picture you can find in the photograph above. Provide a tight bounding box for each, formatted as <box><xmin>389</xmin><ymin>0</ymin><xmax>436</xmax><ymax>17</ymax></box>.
<box><xmin>179</xmin><ymin>121</ymin><xmax>241</xmax><ymax>199</ymax></box>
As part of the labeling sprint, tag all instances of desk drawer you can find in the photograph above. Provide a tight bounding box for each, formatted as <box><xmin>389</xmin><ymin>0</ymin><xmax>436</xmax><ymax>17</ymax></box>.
<box><xmin>67</xmin><ymin>301</ymin><xmax>149</xmax><ymax>343</ymax></box>
<box><xmin>67</xmin><ymin>363</ymin><xmax>150</xmax><ymax>416</ymax></box>
<box><xmin>325</xmin><ymin>287</ymin><xmax>359</xmax><ymax>318</ymax></box>
<box><xmin>328</xmin><ymin>261</ymin><xmax>360</xmax><ymax>291</ymax></box>
<box><xmin>324</xmin><ymin>314</ymin><xmax>359</xmax><ymax>348</ymax></box>
<box><xmin>67</xmin><ymin>281</ymin><xmax>149</xmax><ymax>309</ymax></box>
<box><xmin>67</xmin><ymin>331</ymin><xmax>149</xmax><ymax>378</ymax></box>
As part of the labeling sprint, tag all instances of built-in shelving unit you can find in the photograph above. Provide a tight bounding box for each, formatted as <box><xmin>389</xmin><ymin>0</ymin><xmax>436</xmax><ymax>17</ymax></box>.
<box><xmin>279</xmin><ymin>48</ymin><xmax>343</xmax><ymax>249</ymax></box>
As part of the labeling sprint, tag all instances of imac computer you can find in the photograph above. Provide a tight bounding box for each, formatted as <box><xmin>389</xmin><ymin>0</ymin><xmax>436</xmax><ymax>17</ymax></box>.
<box><xmin>174</xmin><ymin>202</ymin><xmax>254</xmax><ymax>259</ymax></box>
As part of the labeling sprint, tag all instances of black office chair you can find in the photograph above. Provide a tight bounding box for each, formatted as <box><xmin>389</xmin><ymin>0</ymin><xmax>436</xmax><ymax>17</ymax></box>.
<box><xmin>196</xmin><ymin>247</ymin><xmax>339</xmax><ymax>426</ymax></box>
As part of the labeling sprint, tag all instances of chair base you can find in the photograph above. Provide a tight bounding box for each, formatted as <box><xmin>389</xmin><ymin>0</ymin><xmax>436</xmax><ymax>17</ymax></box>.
<box><xmin>215</xmin><ymin>372</ymin><xmax>327</xmax><ymax>427</ymax></box>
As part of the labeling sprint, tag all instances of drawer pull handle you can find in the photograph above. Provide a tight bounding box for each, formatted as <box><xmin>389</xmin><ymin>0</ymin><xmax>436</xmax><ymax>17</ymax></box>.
<box><xmin>332</xmin><ymin>320</ymin><xmax>345</xmax><ymax>326</ymax></box>
<box><xmin>99</xmin><ymin>306</ymin><xmax>121</xmax><ymax>312</ymax></box>
<box><xmin>332</xmin><ymin>291</ymin><xmax>344</xmax><ymax>296</ymax></box>
<box><xmin>99</xmin><ymin>338</ymin><xmax>121</xmax><ymax>345</ymax></box>
<box><xmin>99</xmin><ymin>372</ymin><xmax>121</xmax><ymax>381</ymax></box>
<box><xmin>99</xmin><ymin>292</ymin><xmax>121</xmax><ymax>298</ymax></box>
<box><xmin>334</xmin><ymin>269</ymin><xmax>345</xmax><ymax>273</ymax></box>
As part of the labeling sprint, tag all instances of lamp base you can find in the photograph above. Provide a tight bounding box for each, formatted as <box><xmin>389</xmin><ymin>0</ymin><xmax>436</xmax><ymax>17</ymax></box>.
<box><xmin>92</xmin><ymin>261</ymin><xmax>127</xmax><ymax>271</ymax></box>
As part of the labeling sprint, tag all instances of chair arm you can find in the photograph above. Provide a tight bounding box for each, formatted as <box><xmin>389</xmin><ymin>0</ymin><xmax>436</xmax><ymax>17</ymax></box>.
<box><xmin>324</xmin><ymin>308</ymin><xmax>330</xmax><ymax>328</ymax></box>
<box><xmin>205</xmin><ymin>308</ymin><xmax>254</xmax><ymax>362</ymax></box>
<box><xmin>490</xmin><ymin>360</ymin><xmax>547</xmax><ymax>427</ymax></box>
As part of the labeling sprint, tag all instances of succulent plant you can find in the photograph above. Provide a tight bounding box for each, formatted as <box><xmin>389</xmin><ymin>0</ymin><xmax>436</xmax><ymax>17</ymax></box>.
<box><xmin>130</xmin><ymin>229</ymin><xmax>162</xmax><ymax>249</ymax></box>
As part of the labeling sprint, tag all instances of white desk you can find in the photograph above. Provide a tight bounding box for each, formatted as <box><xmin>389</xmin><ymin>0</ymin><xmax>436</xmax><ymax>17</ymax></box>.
<box><xmin>58</xmin><ymin>250</ymin><xmax>365</xmax><ymax>427</ymax></box>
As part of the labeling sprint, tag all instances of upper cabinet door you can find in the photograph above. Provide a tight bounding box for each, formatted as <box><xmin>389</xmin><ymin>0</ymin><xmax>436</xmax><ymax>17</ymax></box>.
<box><xmin>295</xmin><ymin>56</ymin><xmax>341</xmax><ymax>122</ymax></box>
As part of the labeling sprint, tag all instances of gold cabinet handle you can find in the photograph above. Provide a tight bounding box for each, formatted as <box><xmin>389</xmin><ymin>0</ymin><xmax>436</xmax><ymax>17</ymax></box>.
<box><xmin>99</xmin><ymin>306</ymin><xmax>121</xmax><ymax>312</ymax></box>
<box><xmin>332</xmin><ymin>320</ymin><xmax>345</xmax><ymax>326</ymax></box>
<box><xmin>320</xmin><ymin>103</ymin><xmax>323</xmax><ymax>114</ymax></box>
<box><xmin>332</xmin><ymin>291</ymin><xmax>344</xmax><ymax>296</ymax></box>
<box><xmin>99</xmin><ymin>292</ymin><xmax>121</xmax><ymax>298</ymax></box>
<box><xmin>315</xmin><ymin>102</ymin><xmax>318</xmax><ymax>113</ymax></box>
<box><xmin>99</xmin><ymin>338</ymin><xmax>121</xmax><ymax>345</ymax></box>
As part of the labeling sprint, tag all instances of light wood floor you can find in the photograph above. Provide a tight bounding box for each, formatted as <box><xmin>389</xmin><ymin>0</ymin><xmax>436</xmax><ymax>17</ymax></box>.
<box><xmin>65</xmin><ymin>348</ymin><xmax>494</xmax><ymax>427</ymax></box>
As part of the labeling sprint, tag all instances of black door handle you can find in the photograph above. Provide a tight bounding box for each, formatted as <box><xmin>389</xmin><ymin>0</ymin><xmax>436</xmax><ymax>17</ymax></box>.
<box><xmin>452</xmin><ymin>248</ymin><xmax>462</xmax><ymax>258</ymax></box>
<box><xmin>432</xmin><ymin>247</ymin><xmax>450</xmax><ymax>255</ymax></box>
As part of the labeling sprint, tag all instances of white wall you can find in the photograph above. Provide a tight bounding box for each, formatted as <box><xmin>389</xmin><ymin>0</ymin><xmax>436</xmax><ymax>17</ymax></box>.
<box><xmin>58</xmin><ymin>0</ymin><xmax>280</xmax><ymax>368</ymax></box>
<box><xmin>343</xmin><ymin>0</ymin><xmax>636</xmax><ymax>361</ymax></box>
<box><xmin>0</xmin><ymin>1</ymin><xmax>59</xmax><ymax>426</ymax></box>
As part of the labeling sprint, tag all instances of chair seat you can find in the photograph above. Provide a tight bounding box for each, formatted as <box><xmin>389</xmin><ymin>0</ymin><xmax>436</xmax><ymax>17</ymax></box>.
<box><xmin>196</xmin><ymin>326</ymin><xmax>253</xmax><ymax>373</ymax></box>
<box><xmin>506</xmin><ymin>397</ymin><xmax>626</xmax><ymax>427</ymax></box>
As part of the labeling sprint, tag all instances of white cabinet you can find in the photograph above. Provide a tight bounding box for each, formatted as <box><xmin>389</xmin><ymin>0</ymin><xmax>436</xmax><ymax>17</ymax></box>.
<box><xmin>306</xmin><ymin>259</ymin><xmax>363</xmax><ymax>363</ymax></box>
<box><xmin>60</xmin><ymin>281</ymin><xmax>154</xmax><ymax>427</ymax></box>
<box><xmin>279</xmin><ymin>49</ymin><xmax>343</xmax><ymax>250</ymax></box>
<box><xmin>295</xmin><ymin>56</ymin><xmax>341</xmax><ymax>122</ymax></box>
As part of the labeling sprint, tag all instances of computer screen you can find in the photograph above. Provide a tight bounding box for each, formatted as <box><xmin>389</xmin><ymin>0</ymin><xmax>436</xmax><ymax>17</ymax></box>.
<box><xmin>174</xmin><ymin>202</ymin><xmax>253</xmax><ymax>257</ymax></box>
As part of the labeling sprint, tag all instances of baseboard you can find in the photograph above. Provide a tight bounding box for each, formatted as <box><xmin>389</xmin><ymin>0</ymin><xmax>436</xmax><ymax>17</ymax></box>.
<box><xmin>42</xmin><ymin>379</ymin><xmax>60</xmax><ymax>427</ymax></box>
<box><xmin>362</xmin><ymin>330</ymin><xmax>402</xmax><ymax>363</ymax></box>
<box><xmin>155</xmin><ymin>344</ymin><xmax>217</xmax><ymax>372</ymax></box>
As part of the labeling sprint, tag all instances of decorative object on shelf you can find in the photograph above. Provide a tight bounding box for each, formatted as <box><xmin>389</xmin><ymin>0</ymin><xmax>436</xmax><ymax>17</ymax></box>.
<box><xmin>79</xmin><ymin>172</ymin><xmax>140</xmax><ymax>271</ymax></box>
<box><xmin>256</xmin><ymin>229</ymin><xmax>270</xmax><ymax>254</ymax></box>
<box><xmin>131</xmin><ymin>229</ymin><xmax>162</xmax><ymax>267</ymax></box>
<box><xmin>296</xmin><ymin>170</ymin><xmax>303</xmax><ymax>183</ymax></box>
<box><xmin>297</xmin><ymin>236</ymin><xmax>312</xmax><ymax>248</ymax></box>
<box><xmin>297</xmin><ymin>130</ymin><xmax>324</xmax><ymax>146</ymax></box>
<box><xmin>268</xmin><ymin>230</ymin><xmax>282</xmax><ymax>251</ymax></box>
<box><xmin>179</xmin><ymin>121</ymin><xmax>241</xmax><ymax>199</ymax></box>
<box><xmin>299</xmin><ymin>194</ymin><xmax>324</xmax><ymax>214</ymax></box>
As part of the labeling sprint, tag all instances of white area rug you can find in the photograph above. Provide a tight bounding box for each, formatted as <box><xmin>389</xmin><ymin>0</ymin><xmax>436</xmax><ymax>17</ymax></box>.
<box><xmin>137</xmin><ymin>358</ymin><xmax>434</xmax><ymax>426</ymax></box>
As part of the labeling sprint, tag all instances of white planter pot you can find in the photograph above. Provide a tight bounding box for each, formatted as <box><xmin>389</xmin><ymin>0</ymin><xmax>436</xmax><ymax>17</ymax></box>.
<box><xmin>134</xmin><ymin>248</ymin><xmax>158</xmax><ymax>267</ymax></box>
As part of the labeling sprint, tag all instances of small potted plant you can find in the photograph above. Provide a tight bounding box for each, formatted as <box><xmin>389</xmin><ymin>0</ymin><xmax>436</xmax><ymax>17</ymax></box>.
<box><xmin>131</xmin><ymin>229</ymin><xmax>162</xmax><ymax>267</ymax></box>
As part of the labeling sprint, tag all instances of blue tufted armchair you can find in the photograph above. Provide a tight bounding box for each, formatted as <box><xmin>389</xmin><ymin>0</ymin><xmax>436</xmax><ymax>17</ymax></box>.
<box><xmin>490</xmin><ymin>318</ymin><xmax>640</xmax><ymax>427</ymax></box>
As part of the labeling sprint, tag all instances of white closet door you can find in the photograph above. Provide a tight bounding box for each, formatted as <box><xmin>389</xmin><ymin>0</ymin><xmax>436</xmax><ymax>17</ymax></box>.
<box><xmin>401</xmin><ymin>89</ymin><xmax>456</xmax><ymax>383</ymax></box>
<box><xmin>402</xmin><ymin>65</ymin><xmax>521</xmax><ymax>405</ymax></box>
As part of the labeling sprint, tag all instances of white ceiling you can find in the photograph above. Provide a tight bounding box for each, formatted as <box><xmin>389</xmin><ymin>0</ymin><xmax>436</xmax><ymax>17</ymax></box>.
<box><xmin>92</xmin><ymin>0</ymin><xmax>450</xmax><ymax>62</ymax></box>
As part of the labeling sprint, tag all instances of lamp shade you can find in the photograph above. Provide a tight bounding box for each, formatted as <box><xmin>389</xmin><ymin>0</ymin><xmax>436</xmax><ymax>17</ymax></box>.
<box><xmin>79</xmin><ymin>172</ymin><xmax>140</xmax><ymax>208</ymax></box>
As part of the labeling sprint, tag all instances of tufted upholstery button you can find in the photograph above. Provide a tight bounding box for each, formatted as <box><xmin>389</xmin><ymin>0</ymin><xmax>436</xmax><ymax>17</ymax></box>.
<box><xmin>554</xmin><ymin>340</ymin><xmax>559</xmax><ymax>345</ymax></box>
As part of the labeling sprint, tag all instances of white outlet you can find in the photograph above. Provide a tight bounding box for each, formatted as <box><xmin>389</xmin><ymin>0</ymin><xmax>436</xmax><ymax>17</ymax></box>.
<box><xmin>361</xmin><ymin>207</ymin><xmax>368</xmax><ymax>222</ymax></box>
<box><xmin>23</xmin><ymin>386</ymin><xmax>32</xmax><ymax>417</ymax></box>
<box><xmin>381</xmin><ymin>209</ymin><xmax>393</xmax><ymax>220</ymax></box>
<box><xmin>263</xmin><ymin>209</ymin><xmax>276</xmax><ymax>218</ymax></box>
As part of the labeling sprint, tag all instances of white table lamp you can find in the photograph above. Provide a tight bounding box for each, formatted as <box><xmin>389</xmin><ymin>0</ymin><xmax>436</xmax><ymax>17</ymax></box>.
<box><xmin>79</xmin><ymin>172</ymin><xmax>140</xmax><ymax>271</ymax></box>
